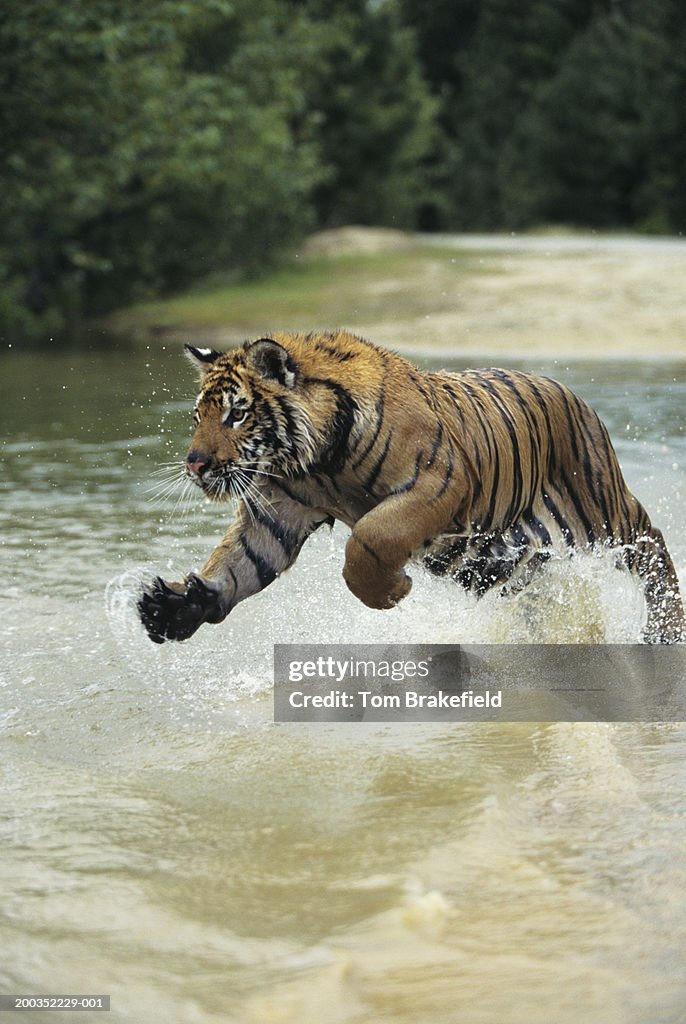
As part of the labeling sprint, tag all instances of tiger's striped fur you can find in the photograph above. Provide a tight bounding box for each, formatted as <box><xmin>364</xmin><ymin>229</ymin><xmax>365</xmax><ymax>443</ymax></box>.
<box><xmin>138</xmin><ymin>330</ymin><xmax>684</xmax><ymax>644</ymax></box>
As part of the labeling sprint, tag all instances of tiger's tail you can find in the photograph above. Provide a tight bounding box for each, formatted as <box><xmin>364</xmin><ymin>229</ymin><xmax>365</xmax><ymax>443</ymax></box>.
<box><xmin>622</xmin><ymin>520</ymin><xmax>685</xmax><ymax>643</ymax></box>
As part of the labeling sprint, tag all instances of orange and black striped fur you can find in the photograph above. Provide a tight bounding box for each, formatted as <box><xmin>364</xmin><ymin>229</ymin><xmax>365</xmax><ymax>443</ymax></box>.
<box><xmin>138</xmin><ymin>331</ymin><xmax>684</xmax><ymax>644</ymax></box>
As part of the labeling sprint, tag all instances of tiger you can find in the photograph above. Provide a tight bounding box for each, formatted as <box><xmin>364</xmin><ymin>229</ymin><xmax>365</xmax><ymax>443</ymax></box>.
<box><xmin>138</xmin><ymin>330</ymin><xmax>685</xmax><ymax>644</ymax></box>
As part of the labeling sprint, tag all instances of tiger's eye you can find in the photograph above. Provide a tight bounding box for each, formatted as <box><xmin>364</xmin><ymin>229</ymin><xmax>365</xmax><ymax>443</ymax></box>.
<box><xmin>223</xmin><ymin>408</ymin><xmax>248</xmax><ymax>428</ymax></box>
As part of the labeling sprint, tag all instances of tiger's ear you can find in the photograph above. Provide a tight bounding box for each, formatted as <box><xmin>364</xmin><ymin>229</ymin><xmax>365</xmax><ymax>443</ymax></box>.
<box><xmin>184</xmin><ymin>345</ymin><xmax>221</xmax><ymax>374</ymax></box>
<box><xmin>246</xmin><ymin>338</ymin><xmax>297</xmax><ymax>388</ymax></box>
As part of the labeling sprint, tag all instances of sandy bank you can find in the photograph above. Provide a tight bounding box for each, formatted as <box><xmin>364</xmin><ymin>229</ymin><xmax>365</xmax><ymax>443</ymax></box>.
<box><xmin>121</xmin><ymin>229</ymin><xmax>686</xmax><ymax>363</ymax></box>
<box><xmin>357</xmin><ymin>231</ymin><xmax>686</xmax><ymax>362</ymax></box>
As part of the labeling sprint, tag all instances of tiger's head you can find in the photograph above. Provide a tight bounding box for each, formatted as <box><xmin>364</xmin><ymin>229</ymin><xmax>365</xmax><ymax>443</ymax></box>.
<box><xmin>183</xmin><ymin>338</ymin><xmax>319</xmax><ymax>501</ymax></box>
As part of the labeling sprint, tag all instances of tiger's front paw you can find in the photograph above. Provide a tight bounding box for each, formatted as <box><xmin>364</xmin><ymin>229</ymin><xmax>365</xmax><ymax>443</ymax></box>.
<box><xmin>343</xmin><ymin>563</ymin><xmax>413</xmax><ymax>610</ymax></box>
<box><xmin>138</xmin><ymin>573</ymin><xmax>227</xmax><ymax>644</ymax></box>
<box><xmin>343</xmin><ymin>533</ymin><xmax>413</xmax><ymax>610</ymax></box>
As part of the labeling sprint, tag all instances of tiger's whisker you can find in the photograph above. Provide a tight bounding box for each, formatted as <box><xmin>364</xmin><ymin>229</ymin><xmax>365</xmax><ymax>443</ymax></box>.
<box><xmin>143</xmin><ymin>474</ymin><xmax>186</xmax><ymax>496</ymax></box>
<box><xmin>146</xmin><ymin>480</ymin><xmax>185</xmax><ymax>504</ymax></box>
<box><xmin>232</xmin><ymin>471</ymin><xmax>278</xmax><ymax>522</ymax></box>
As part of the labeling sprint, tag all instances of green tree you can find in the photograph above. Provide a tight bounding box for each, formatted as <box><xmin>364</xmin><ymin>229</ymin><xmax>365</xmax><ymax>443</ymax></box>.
<box><xmin>400</xmin><ymin>0</ymin><xmax>599</xmax><ymax>228</ymax></box>
<box><xmin>501</xmin><ymin>13</ymin><xmax>645</xmax><ymax>228</ymax></box>
<box><xmin>632</xmin><ymin>0</ymin><xmax>686</xmax><ymax>230</ymax></box>
<box><xmin>0</xmin><ymin>0</ymin><xmax>320</xmax><ymax>342</ymax></box>
<box><xmin>297</xmin><ymin>0</ymin><xmax>438</xmax><ymax>229</ymax></box>
<box><xmin>401</xmin><ymin>0</ymin><xmax>686</xmax><ymax>232</ymax></box>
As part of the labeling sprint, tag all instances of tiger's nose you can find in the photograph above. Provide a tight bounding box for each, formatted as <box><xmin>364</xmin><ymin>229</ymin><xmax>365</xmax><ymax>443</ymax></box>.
<box><xmin>186</xmin><ymin>450</ymin><xmax>213</xmax><ymax>478</ymax></box>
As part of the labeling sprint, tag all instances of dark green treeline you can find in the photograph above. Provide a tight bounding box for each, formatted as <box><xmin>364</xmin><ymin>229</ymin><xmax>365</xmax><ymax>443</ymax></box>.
<box><xmin>2</xmin><ymin>0</ymin><xmax>684</xmax><ymax>342</ymax></box>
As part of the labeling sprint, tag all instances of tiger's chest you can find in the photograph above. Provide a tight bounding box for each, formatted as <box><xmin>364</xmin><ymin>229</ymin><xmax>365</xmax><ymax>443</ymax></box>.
<box><xmin>273</xmin><ymin>468</ymin><xmax>386</xmax><ymax>529</ymax></box>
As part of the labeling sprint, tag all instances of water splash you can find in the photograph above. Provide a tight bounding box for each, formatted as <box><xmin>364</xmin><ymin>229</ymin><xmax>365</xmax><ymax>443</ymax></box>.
<box><xmin>104</xmin><ymin>565</ymin><xmax>155</xmax><ymax>648</ymax></box>
<box><xmin>105</xmin><ymin>525</ymin><xmax>651</xmax><ymax>690</ymax></box>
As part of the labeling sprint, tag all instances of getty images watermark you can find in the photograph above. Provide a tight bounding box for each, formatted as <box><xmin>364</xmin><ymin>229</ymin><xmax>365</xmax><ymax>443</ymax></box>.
<box><xmin>273</xmin><ymin>644</ymin><xmax>686</xmax><ymax>723</ymax></box>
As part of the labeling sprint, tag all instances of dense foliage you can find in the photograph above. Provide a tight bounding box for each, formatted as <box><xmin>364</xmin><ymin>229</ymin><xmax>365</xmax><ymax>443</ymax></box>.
<box><xmin>2</xmin><ymin>0</ymin><xmax>684</xmax><ymax>342</ymax></box>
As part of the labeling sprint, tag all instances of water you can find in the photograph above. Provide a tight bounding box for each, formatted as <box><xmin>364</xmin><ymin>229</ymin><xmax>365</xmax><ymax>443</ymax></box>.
<box><xmin>1</xmin><ymin>345</ymin><xmax>685</xmax><ymax>1023</ymax></box>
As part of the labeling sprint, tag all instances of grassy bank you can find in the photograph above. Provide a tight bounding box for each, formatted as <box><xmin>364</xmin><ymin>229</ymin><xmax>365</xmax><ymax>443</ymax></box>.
<box><xmin>106</xmin><ymin>238</ymin><xmax>480</xmax><ymax>338</ymax></box>
<box><xmin>107</xmin><ymin>230</ymin><xmax>686</xmax><ymax>361</ymax></box>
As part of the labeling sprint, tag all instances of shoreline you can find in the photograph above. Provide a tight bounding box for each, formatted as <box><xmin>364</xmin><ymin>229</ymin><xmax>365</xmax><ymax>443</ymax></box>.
<box><xmin>108</xmin><ymin>229</ymin><xmax>686</xmax><ymax>363</ymax></box>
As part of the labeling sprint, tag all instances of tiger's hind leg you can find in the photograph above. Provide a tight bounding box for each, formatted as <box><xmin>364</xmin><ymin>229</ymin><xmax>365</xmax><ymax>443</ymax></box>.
<box><xmin>499</xmin><ymin>549</ymin><xmax>552</xmax><ymax>595</ymax></box>
<box><xmin>424</xmin><ymin>531</ymin><xmax>549</xmax><ymax>599</ymax></box>
<box><xmin>621</xmin><ymin>526</ymin><xmax>685</xmax><ymax>643</ymax></box>
<box><xmin>454</xmin><ymin>553</ymin><xmax>522</xmax><ymax>597</ymax></box>
<box><xmin>423</xmin><ymin>537</ymin><xmax>517</xmax><ymax>597</ymax></box>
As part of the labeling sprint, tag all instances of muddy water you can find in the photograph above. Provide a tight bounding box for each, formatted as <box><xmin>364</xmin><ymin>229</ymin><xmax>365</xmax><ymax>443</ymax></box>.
<box><xmin>1</xmin><ymin>346</ymin><xmax>685</xmax><ymax>1023</ymax></box>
